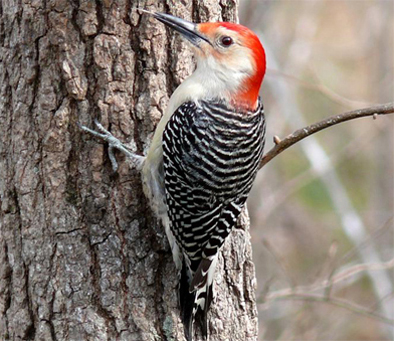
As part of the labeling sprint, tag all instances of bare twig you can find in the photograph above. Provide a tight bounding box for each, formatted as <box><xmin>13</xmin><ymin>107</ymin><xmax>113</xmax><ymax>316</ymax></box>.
<box><xmin>259</xmin><ymin>257</ymin><xmax>394</xmax><ymax>325</ymax></box>
<box><xmin>259</xmin><ymin>102</ymin><xmax>394</xmax><ymax>169</ymax></box>
<box><xmin>330</xmin><ymin>258</ymin><xmax>394</xmax><ymax>289</ymax></box>
<box><xmin>261</xmin><ymin>256</ymin><xmax>394</xmax><ymax>302</ymax></box>
<box><xmin>318</xmin><ymin>241</ymin><xmax>339</xmax><ymax>298</ymax></box>
<box><xmin>266</xmin><ymin>293</ymin><xmax>394</xmax><ymax>326</ymax></box>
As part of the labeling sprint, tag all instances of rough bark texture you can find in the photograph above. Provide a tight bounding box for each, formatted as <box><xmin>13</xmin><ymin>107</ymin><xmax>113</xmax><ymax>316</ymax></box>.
<box><xmin>0</xmin><ymin>0</ymin><xmax>258</xmax><ymax>340</ymax></box>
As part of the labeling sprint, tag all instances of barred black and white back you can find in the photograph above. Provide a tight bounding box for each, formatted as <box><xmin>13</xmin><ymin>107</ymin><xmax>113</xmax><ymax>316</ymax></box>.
<box><xmin>162</xmin><ymin>98</ymin><xmax>266</xmax><ymax>340</ymax></box>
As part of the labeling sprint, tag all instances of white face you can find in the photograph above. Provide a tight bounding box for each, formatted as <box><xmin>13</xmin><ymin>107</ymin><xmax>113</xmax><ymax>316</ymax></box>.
<box><xmin>193</xmin><ymin>26</ymin><xmax>255</xmax><ymax>96</ymax></box>
<box><xmin>166</xmin><ymin>25</ymin><xmax>261</xmax><ymax>113</ymax></box>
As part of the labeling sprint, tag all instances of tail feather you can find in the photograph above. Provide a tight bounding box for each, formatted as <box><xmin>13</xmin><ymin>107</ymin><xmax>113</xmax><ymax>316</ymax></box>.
<box><xmin>179</xmin><ymin>256</ymin><xmax>218</xmax><ymax>341</ymax></box>
<box><xmin>194</xmin><ymin>283</ymin><xmax>213</xmax><ymax>339</ymax></box>
<box><xmin>180</xmin><ymin>258</ymin><xmax>195</xmax><ymax>341</ymax></box>
<box><xmin>190</xmin><ymin>258</ymin><xmax>213</xmax><ymax>291</ymax></box>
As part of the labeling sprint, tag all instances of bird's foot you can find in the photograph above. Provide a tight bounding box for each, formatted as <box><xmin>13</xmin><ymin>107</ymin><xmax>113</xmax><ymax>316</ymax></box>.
<box><xmin>79</xmin><ymin>120</ymin><xmax>145</xmax><ymax>171</ymax></box>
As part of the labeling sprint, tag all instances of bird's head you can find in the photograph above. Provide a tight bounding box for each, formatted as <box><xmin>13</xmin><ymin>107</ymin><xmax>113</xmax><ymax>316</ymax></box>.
<box><xmin>144</xmin><ymin>11</ymin><xmax>266</xmax><ymax>111</ymax></box>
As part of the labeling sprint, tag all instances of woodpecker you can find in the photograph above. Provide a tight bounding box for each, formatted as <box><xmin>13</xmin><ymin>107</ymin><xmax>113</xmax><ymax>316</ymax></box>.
<box><xmin>81</xmin><ymin>10</ymin><xmax>266</xmax><ymax>341</ymax></box>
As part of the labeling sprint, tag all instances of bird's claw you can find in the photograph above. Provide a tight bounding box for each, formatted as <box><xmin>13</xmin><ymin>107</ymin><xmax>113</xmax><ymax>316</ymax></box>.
<box><xmin>79</xmin><ymin>120</ymin><xmax>145</xmax><ymax>172</ymax></box>
<box><xmin>80</xmin><ymin>120</ymin><xmax>116</xmax><ymax>144</ymax></box>
<box><xmin>93</xmin><ymin>119</ymin><xmax>110</xmax><ymax>136</ymax></box>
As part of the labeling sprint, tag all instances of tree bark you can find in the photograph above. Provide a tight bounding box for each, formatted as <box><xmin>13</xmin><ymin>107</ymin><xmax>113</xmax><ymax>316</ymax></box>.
<box><xmin>0</xmin><ymin>0</ymin><xmax>258</xmax><ymax>340</ymax></box>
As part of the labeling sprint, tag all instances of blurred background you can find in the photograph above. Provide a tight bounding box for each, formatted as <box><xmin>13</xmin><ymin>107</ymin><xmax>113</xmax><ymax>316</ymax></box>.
<box><xmin>239</xmin><ymin>0</ymin><xmax>394</xmax><ymax>340</ymax></box>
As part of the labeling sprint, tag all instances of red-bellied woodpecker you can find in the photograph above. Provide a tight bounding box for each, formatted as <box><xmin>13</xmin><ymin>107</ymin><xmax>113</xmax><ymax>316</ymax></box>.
<box><xmin>81</xmin><ymin>10</ymin><xmax>266</xmax><ymax>341</ymax></box>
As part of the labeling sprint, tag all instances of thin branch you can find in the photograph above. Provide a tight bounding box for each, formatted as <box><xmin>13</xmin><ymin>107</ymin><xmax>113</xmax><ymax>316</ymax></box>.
<box><xmin>330</xmin><ymin>258</ymin><xmax>394</xmax><ymax>290</ymax></box>
<box><xmin>261</xmin><ymin>257</ymin><xmax>394</xmax><ymax>303</ymax></box>
<box><xmin>259</xmin><ymin>257</ymin><xmax>394</xmax><ymax>326</ymax></box>
<box><xmin>259</xmin><ymin>102</ymin><xmax>394</xmax><ymax>169</ymax></box>
<box><xmin>267</xmin><ymin>293</ymin><xmax>394</xmax><ymax>326</ymax></box>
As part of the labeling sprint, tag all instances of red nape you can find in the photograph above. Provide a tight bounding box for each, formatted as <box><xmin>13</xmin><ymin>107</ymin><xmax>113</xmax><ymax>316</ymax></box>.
<box><xmin>221</xmin><ymin>23</ymin><xmax>266</xmax><ymax>111</ymax></box>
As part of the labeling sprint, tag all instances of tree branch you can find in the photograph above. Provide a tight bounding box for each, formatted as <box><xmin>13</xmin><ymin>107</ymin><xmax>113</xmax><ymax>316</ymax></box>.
<box><xmin>267</xmin><ymin>293</ymin><xmax>394</xmax><ymax>326</ymax></box>
<box><xmin>259</xmin><ymin>257</ymin><xmax>394</xmax><ymax>326</ymax></box>
<box><xmin>259</xmin><ymin>102</ymin><xmax>394</xmax><ymax>169</ymax></box>
<box><xmin>262</xmin><ymin>257</ymin><xmax>394</xmax><ymax>302</ymax></box>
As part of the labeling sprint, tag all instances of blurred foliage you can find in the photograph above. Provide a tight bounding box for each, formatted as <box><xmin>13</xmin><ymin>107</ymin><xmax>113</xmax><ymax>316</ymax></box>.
<box><xmin>240</xmin><ymin>0</ymin><xmax>394</xmax><ymax>340</ymax></box>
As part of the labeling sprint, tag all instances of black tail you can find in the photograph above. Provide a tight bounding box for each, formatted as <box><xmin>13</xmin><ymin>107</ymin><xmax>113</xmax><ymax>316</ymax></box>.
<box><xmin>180</xmin><ymin>258</ymin><xmax>216</xmax><ymax>341</ymax></box>
<box><xmin>180</xmin><ymin>259</ymin><xmax>195</xmax><ymax>341</ymax></box>
<box><xmin>195</xmin><ymin>283</ymin><xmax>213</xmax><ymax>338</ymax></box>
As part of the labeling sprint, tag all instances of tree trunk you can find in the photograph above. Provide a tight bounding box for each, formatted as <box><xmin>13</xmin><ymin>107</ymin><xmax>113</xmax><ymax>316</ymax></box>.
<box><xmin>0</xmin><ymin>0</ymin><xmax>258</xmax><ymax>340</ymax></box>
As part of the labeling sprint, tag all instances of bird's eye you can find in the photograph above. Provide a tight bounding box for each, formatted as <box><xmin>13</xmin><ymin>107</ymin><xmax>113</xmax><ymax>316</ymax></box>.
<box><xmin>220</xmin><ymin>36</ymin><xmax>233</xmax><ymax>47</ymax></box>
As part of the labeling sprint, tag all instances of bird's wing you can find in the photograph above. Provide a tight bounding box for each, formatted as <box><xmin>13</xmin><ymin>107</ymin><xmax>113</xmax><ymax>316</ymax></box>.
<box><xmin>163</xmin><ymin>99</ymin><xmax>265</xmax><ymax>267</ymax></box>
<box><xmin>162</xmin><ymin>99</ymin><xmax>265</xmax><ymax>338</ymax></box>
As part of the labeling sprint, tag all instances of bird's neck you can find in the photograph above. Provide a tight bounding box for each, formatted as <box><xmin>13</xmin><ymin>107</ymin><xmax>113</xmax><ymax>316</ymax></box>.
<box><xmin>230</xmin><ymin>78</ymin><xmax>261</xmax><ymax>111</ymax></box>
<box><xmin>168</xmin><ymin>64</ymin><xmax>259</xmax><ymax>112</ymax></box>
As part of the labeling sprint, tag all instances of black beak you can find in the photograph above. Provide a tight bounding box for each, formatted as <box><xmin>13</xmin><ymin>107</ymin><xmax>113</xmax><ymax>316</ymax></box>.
<box><xmin>139</xmin><ymin>10</ymin><xmax>212</xmax><ymax>47</ymax></box>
